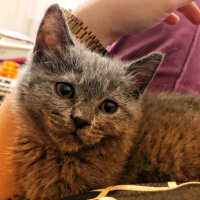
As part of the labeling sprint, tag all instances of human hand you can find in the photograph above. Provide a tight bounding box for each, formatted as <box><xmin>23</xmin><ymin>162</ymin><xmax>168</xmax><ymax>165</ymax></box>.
<box><xmin>165</xmin><ymin>2</ymin><xmax>200</xmax><ymax>25</ymax></box>
<box><xmin>73</xmin><ymin>0</ymin><xmax>200</xmax><ymax>46</ymax></box>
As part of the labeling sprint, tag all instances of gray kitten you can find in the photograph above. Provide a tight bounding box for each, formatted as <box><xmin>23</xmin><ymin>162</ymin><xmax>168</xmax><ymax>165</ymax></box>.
<box><xmin>13</xmin><ymin>4</ymin><xmax>200</xmax><ymax>200</ymax></box>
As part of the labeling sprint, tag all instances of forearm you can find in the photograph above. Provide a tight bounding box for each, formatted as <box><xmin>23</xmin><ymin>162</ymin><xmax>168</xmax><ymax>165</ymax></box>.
<box><xmin>73</xmin><ymin>0</ymin><xmax>200</xmax><ymax>47</ymax></box>
<box><xmin>0</xmin><ymin>96</ymin><xmax>20</xmax><ymax>199</ymax></box>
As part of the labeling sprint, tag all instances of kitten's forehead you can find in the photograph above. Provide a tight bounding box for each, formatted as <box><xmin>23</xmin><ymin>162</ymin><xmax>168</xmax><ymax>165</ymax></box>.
<box><xmin>68</xmin><ymin>47</ymin><xmax>128</xmax><ymax>100</ymax></box>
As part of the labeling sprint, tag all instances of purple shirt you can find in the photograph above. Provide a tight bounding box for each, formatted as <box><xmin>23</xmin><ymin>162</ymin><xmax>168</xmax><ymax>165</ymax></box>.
<box><xmin>107</xmin><ymin>2</ymin><xmax>200</xmax><ymax>95</ymax></box>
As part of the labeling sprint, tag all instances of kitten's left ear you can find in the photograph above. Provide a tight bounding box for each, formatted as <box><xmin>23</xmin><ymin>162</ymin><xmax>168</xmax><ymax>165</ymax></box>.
<box><xmin>126</xmin><ymin>52</ymin><xmax>164</xmax><ymax>98</ymax></box>
<box><xmin>34</xmin><ymin>4</ymin><xmax>74</xmax><ymax>54</ymax></box>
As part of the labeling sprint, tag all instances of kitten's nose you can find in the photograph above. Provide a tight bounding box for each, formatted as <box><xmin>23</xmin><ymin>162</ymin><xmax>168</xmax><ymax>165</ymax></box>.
<box><xmin>73</xmin><ymin>117</ymin><xmax>90</xmax><ymax>129</ymax></box>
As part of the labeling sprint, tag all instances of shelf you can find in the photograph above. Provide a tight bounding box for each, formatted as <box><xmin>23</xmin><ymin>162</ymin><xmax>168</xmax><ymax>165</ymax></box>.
<box><xmin>0</xmin><ymin>40</ymin><xmax>33</xmax><ymax>59</ymax></box>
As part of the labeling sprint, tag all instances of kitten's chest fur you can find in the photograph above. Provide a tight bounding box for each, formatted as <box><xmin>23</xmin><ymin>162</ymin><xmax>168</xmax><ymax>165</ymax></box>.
<box><xmin>15</xmin><ymin>128</ymin><xmax>130</xmax><ymax>199</ymax></box>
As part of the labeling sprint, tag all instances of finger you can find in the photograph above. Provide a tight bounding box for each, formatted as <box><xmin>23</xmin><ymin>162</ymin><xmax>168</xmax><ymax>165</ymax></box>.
<box><xmin>164</xmin><ymin>13</ymin><xmax>180</xmax><ymax>25</ymax></box>
<box><xmin>178</xmin><ymin>2</ymin><xmax>200</xmax><ymax>24</ymax></box>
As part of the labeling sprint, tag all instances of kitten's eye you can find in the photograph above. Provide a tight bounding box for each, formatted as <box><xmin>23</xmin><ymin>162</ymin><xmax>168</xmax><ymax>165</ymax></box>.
<box><xmin>99</xmin><ymin>100</ymin><xmax>118</xmax><ymax>114</ymax></box>
<box><xmin>56</xmin><ymin>82</ymin><xmax>74</xmax><ymax>98</ymax></box>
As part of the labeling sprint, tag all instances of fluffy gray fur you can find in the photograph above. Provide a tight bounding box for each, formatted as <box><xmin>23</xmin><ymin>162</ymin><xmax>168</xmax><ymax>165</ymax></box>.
<box><xmin>12</xmin><ymin>4</ymin><xmax>200</xmax><ymax>200</ymax></box>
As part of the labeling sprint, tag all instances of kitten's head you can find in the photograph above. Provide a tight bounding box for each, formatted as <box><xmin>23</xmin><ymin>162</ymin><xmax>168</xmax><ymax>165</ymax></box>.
<box><xmin>17</xmin><ymin>4</ymin><xmax>163</xmax><ymax>152</ymax></box>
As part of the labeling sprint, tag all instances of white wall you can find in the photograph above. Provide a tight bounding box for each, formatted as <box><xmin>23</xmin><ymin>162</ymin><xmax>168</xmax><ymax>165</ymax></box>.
<box><xmin>0</xmin><ymin>0</ymin><xmax>83</xmax><ymax>41</ymax></box>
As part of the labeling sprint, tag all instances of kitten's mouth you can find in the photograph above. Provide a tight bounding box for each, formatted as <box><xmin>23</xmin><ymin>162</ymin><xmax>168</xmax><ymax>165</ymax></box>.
<box><xmin>71</xmin><ymin>129</ymin><xmax>88</xmax><ymax>144</ymax></box>
<box><xmin>61</xmin><ymin>130</ymin><xmax>80</xmax><ymax>144</ymax></box>
<box><xmin>72</xmin><ymin>131</ymin><xmax>77</xmax><ymax>137</ymax></box>
<box><xmin>67</xmin><ymin>130</ymin><xmax>83</xmax><ymax>144</ymax></box>
<box><xmin>69</xmin><ymin>129</ymin><xmax>102</xmax><ymax>146</ymax></box>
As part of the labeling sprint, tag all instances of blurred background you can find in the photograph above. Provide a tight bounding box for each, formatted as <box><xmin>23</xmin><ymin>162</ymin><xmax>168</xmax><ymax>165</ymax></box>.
<box><xmin>0</xmin><ymin>0</ymin><xmax>84</xmax><ymax>40</ymax></box>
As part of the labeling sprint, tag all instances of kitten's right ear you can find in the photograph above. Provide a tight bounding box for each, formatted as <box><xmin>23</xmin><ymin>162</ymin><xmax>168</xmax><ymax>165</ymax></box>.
<box><xmin>33</xmin><ymin>4</ymin><xmax>74</xmax><ymax>58</ymax></box>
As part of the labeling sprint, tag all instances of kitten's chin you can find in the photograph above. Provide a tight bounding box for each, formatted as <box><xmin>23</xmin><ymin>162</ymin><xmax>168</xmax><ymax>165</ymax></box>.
<box><xmin>49</xmin><ymin>129</ymin><xmax>103</xmax><ymax>153</ymax></box>
<box><xmin>48</xmin><ymin>130</ymin><xmax>82</xmax><ymax>153</ymax></box>
<box><xmin>76</xmin><ymin>129</ymin><xmax>103</xmax><ymax>146</ymax></box>
<box><xmin>59</xmin><ymin>142</ymin><xmax>83</xmax><ymax>153</ymax></box>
